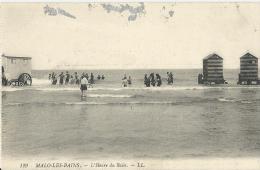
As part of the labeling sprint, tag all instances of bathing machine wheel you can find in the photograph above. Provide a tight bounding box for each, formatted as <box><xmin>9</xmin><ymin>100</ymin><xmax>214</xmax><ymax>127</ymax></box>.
<box><xmin>18</xmin><ymin>73</ymin><xmax>32</xmax><ymax>86</ymax></box>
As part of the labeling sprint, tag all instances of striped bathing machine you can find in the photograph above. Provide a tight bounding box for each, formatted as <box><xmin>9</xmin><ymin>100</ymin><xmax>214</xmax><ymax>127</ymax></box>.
<box><xmin>198</xmin><ymin>53</ymin><xmax>227</xmax><ymax>85</ymax></box>
<box><xmin>238</xmin><ymin>53</ymin><xmax>259</xmax><ymax>85</ymax></box>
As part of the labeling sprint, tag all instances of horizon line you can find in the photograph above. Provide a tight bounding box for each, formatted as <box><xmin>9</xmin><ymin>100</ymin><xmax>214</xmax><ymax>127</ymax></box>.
<box><xmin>32</xmin><ymin>68</ymin><xmax>241</xmax><ymax>70</ymax></box>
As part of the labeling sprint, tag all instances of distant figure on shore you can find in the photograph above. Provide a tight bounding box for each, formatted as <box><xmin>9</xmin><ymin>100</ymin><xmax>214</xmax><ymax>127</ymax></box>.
<box><xmin>150</xmin><ymin>73</ymin><xmax>156</xmax><ymax>87</ymax></box>
<box><xmin>101</xmin><ymin>75</ymin><xmax>105</xmax><ymax>80</ymax></box>
<box><xmin>75</xmin><ymin>72</ymin><xmax>80</xmax><ymax>85</ymax></box>
<box><xmin>128</xmin><ymin>76</ymin><xmax>132</xmax><ymax>85</ymax></box>
<box><xmin>144</xmin><ymin>74</ymin><xmax>150</xmax><ymax>87</ymax></box>
<box><xmin>80</xmin><ymin>75</ymin><xmax>88</xmax><ymax>97</ymax></box>
<box><xmin>122</xmin><ymin>74</ymin><xmax>128</xmax><ymax>87</ymax></box>
<box><xmin>59</xmin><ymin>72</ymin><xmax>64</xmax><ymax>85</ymax></box>
<box><xmin>97</xmin><ymin>75</ymin><xmax>101</xmax><ymax>80</ymax></box>
<box><xmin>156</xmin><ymin>73</ymin><xmax>162</xmax><ymax>87</ymax></box>
<box><xmin>65</xmin><ymin>71</ymin><xmax>70</xmax><ymax>85</ymax></box>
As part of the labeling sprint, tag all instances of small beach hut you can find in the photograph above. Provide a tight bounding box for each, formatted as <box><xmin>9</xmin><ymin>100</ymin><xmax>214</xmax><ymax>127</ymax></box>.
<box><xmin>2</xmin><ymin>54</ymin><xmax>32</xmax><ymax>86</ymax></box>
<box><xmin>238</xmin><ymin>53</ymin><xmax>259</xmax><ymax>85</ymax></box>
<box><xmin>201</xmin><ymin>53</ymin><xmax>225</xmax><ymax>84</ymax></box>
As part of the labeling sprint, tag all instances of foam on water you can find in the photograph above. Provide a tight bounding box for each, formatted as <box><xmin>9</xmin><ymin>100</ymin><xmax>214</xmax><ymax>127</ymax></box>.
<box><xmin>241</xmin><ymin>101</ymin><xmax>253</xmax><ymax>104</ymax></box>
<box><xmin>218</xmin><ymin>98</ymin><xmax>237</xmax><ymax>103</ymax></box>
<box><xmin>217</xmin><ymin>98</ymin><xmax>255</xmax><ymax>104</ymax></box>
<box><xmin>3</xmin><ymin>85</ymin><xmax>260</xmax><ymax>92</ymax></box>
<box><xmin>87</xmin><ymin>94</ymin><xmax>132</xmax><ymax>98</ymax></box>
<box><xmin>2</xmin><ymin>78</ymin><xmax>260</xmax><ymax>92</ymax></box>
<box><xmin>4</xmin><ymin>99</ymin><xmax>255</xmax><ymax>107</ymax></box>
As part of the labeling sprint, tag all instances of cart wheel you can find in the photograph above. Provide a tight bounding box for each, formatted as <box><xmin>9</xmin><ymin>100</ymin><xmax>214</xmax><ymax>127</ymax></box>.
<box><xmin>18</xmin><ymin>73</ymin><xmax>32</xmax><ymax>86</ymax></box>
<box><xmin>10</xmin><ymin>81</ymin><xmax>15</xmax><ymax>86</ymax></box>
<box><xmin>19</xmin><ymin>82</ymin><xmax>24</xmax><ymax>86</ymax></box>
<box><xmin>9</xmin><ymin>80</ymin><xmax>17</xmax><ymax>86</ymax></box>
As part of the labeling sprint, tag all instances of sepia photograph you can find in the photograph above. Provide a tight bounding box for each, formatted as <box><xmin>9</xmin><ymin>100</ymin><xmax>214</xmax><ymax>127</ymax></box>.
<box><xmin>1</xmin><ymin>2</ymin><xmax>260</xmax><ymax>170</ymax></box>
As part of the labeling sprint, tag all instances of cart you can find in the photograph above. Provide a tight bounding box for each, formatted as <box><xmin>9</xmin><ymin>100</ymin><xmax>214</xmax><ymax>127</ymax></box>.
<box><xmin>2</xmin><ymin>54</ymin><xmax>32</xmax><ymax>86</ymax></box>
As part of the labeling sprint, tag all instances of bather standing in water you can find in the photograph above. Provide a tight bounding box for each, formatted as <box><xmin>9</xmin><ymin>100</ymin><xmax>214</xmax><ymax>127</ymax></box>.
<box><xmin>144</xmin><ymin>74</ymin><xmax>150</xmax><ymax>87</ymax></box>
<box><xmin>156</xmin><ymin>73</ymin><xmax>162</xmax><ymax>87</ymax></box>
<box><xmin>80</xmin><ymin>75</ymin><xmax>88</xmax><ymax>97</ymax></box>
<box><xmin>167</xmin><ymin>72</ymin><xmax>170</xmax><ymax>84</ymax></box>
<box><xmin>169</xmin><ymin>72</ymin><xmax>174</xmax><ymax>84</ymax></box>
<box><xmin>70</xmin><ymin>75</ymin><xmax>75</xmax><ymax>84</ymax></box>
<box><xmin>75</xmin><ymin>72</ymin><xmax>80</xmax><ymax>85</ymax></box>
<box><xmin>122</xmin><ymin>74</ymin><xmax>128</xmax><ymax>87</ymax></box>
<box><xmin>128</xmin><ymin>76</ymin><xmax>132</xmax><ymax>85</ymax></box>
<box><xmin>52</xmin><ymin>74</ymin><xmax>57</xmax><ymax>85</ymax></box>
<box><xmin>59</xmin><ymin>72</ymin><xmax>64</xmax><ymax>85</ymax></box>
<box><xmin>86</xmin><ymin>73</ymin><xmax>89</xmax><ymax>80</ymax></box>
<box><xmin>150</xmin><ymin>73</ymin><xmax>156</xmax><ymax>87</ymax></box>
<box><xmin>65</xmin><ymin>71</ymin><xmax>70</xmax><ymax>85</ymax></box>
<box><xmin>90</xmin><ymin>73</ymin><xmax>94</xmax><ymax>84</ymax></box>
<box><xmin>48</xmin><ymin>73</ymin><xmax>52</xmax><ymax>80</ymax></box>
<box><xmin>81</xmin><ymin>73</ymin><xmax>86</xmax><ymax>80</ymax></box>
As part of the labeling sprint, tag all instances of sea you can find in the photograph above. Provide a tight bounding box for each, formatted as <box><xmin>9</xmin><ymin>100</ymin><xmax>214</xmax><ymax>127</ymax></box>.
<box><xmin>2</xmin><ymin>69</ymin><xmax>260</xmax><ymax>160</ymax></box>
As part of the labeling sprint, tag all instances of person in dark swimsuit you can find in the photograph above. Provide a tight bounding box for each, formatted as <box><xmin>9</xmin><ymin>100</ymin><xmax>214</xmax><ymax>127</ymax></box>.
<box><xmin>128</xmin><ymin>76</ymin><xmax>132</xmax><ymax>85</ymax></box>
<box><xmin>2</xmin><ymin>66</ymin><xmax>7</xmax><ymax>86</ymax></box>
<box><xmin>59</xmin><ymin>72</ymin><xmax>64</xmax><ymax>85</ymax></box>
<box><xmin>75</xmin><ymin>72</ymin><xmax>80</xmax><ymax>85</ymax></box>
<box><xmin>150</xmin><ymin>73</ymin><xmax>156</xmax><ymax>87</ymax></box>
<box><xmin>144</xmin><ymin>74</ymin><xmax>150</xmax><ymax>87</ymax></box>
<box><xmin>122</xmin><ymin>74</ymin><xmax>127</xmax><ymax>87</ymax></box>
<box><xmin>169</xmin><ymin>72</ymin><xmax>174</xmax><ymax>84</ymax></box>
<box><xmin>156</xmin><ymin>73</ymin><xmax>162</xmax><ymax>87</ymax></box>
<box><xmin>52</xmin><ymin>74</ymin><xmax>57</xmax><ymax>85</ymax></box>
<box><xmin>65</xmin><ymin>71</ymin><xmax>70</xmax><ymax>85</ymax></box>
<box><xmin>86</xmin><ymin>73</ymin><xmax>89</xmax><ymax>80</ymax></box>
<box><xmin>90</xmin><ymin>73</ymin><xmax>94</xmax><ymax>84</ymax></box>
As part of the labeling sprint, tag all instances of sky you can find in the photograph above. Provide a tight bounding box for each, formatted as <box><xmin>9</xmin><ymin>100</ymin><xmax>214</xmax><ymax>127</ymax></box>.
<box><xmin>2</xmin><ymin>3</ymin><xmax>260</xmax><ymax>70</ymax></box>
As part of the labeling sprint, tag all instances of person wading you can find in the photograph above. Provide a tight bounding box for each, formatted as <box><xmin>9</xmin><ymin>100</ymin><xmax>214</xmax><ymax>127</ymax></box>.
<box><xmin>80</xmin><ymin>75</ymin><xmax>89</xmax><ymax>97</ymax></box>
<box><xmin>65</xmin><ymin>71</ymin><xmax>70</xmax><ymax>85</ymax></box>
<box><xmin>144</xmin><ymin>74</ymin><xmax>150</xmax><ymax>87</ymax></box>
<box><xmin>59</xmin><ymin>72</ymin><xmax>64</xmax><ymax>85</ymax></box>
<box><xmin>156</xmin><ymin>73</ymin><xmax>162</xmax><ymax>87</ymax></box>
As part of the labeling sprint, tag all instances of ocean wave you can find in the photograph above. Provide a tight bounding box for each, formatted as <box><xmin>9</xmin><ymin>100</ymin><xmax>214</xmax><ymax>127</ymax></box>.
<box><xmin>217</xmin><ymin>98</ymin><xmax>254</xmax><ymax>104</ymax></box>
<box><xmin>87</xmin><ymin>94</ymin><xmax>132</xmax><ymax>98</ymax></box>
<box><xmin>34</xmin><ymin>87</ymin><xmax>79</xmax><ymax>91</ymax></box>
<box><xmin>240</xmin><ymin>101</ymin><xmax>252</xmax><ymax>104</ymax></box>
<box><xmin>2</xmin><ymin>82</ymin><xmax>260</xmax><ymax>92</ymax></box>
<box><xmin>218</xmin><ymin>98</ymin><xmax>237</xmax><ymax>103</ymax></box>
<box><xmin>63</xmin><ymin>101</ymin><xmax>177</xmax><ymax>105</ymax></box>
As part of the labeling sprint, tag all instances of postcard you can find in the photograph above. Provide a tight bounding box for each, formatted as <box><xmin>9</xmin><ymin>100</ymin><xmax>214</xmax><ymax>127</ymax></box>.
<box><xmin>1</xmin><ymin>2</ymin><xmax>260</xmax><ymax>170</ymax></box>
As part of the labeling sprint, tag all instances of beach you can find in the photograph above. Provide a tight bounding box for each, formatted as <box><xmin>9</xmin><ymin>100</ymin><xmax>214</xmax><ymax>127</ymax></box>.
<box><xmin>2</xmin><ymin>69</ymin><xmax>260</xmax><ymax>160</ymax></box>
